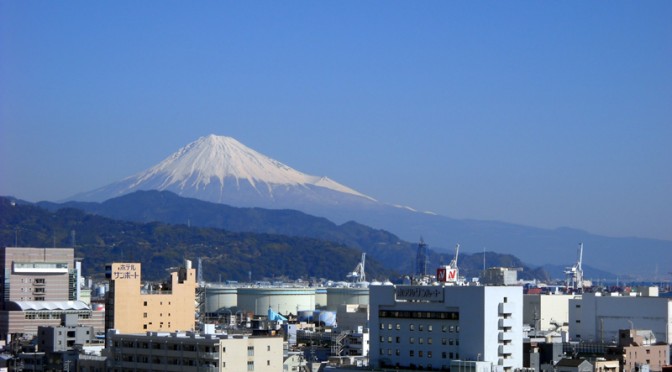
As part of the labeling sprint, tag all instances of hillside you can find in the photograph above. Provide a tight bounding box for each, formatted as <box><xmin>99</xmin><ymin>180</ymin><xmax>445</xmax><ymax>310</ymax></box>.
<box><xmin>0</xmin><ymin>197</ymin><xmax>395</xmax><ymax>282</ymax></box>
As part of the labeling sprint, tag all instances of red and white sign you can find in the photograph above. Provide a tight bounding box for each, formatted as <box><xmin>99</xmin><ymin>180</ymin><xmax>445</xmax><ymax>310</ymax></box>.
<box><xmin>437</xmin><ymin>267</ymin><xmax>458</xmax><ymax>282</ymax></box>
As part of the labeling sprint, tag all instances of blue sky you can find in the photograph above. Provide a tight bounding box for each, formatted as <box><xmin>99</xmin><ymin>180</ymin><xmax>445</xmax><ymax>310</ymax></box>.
<box><xmin>1</xmin><ymin>2</ymin><xmax>671</xmax><ymax>240</ymax></box>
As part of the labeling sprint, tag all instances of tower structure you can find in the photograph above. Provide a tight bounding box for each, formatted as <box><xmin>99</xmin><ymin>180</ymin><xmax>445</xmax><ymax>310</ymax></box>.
<box><xmin>415</xmin><ymin>238</ymin><xmax>428</xmax><ymax>277</ymax></box>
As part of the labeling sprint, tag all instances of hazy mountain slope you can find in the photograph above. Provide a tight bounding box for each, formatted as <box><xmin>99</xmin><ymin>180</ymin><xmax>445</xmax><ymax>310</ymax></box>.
<box><xmin>37</xmin><ymin>191</ymin><xmax>561</xmax><ymax>280</ymax></box>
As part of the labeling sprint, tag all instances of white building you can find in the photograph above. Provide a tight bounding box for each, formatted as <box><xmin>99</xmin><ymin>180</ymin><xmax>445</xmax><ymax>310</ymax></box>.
<box><xmin>370</xmin><ymin>284</ymin><xmax>523</xmax><ymax>371</ymax></box>
<box><xmin>568</xmin><ymin>292</ymin><xmax>672</xmax><ymax>344</ymax></box>
<box><xmin>523</xmin><ymin>294</ymin><xmax>573</xmax><ymax>332</ymax></box>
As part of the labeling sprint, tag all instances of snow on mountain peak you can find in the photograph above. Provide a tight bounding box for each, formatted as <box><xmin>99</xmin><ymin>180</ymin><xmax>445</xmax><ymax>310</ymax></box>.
<box><xmin>128</xmin><ymin>135</ymin><xmax>375</xmax><ymax>201</ymax></box>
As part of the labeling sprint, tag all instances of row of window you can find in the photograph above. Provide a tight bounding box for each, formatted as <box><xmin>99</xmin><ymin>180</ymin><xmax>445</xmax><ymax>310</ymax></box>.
<box><xmin>112</xmin><ymin>355</ymin><xmax>268</xmax><ymax>371</ymax></box>
<box><xmin>379</xmin><ymin>310</ymin><xmax>459</xmax><ymax>320</ymax></box>
<box><xmin>24</xmin><ymin>311</ymin><xmax>91</xmax><ymax>320</ymax></box>
<box><xmin>380</xmin><ymin>336</ymin><xmax>459</xmax><ymax>346</ymax></box>
<box><xmin>380</xmin><ymin>348</ymin><xmax>460</xmax><ymax>359</ymax></box>
<box><xmin>380</xmin><ymin>323</ymin><xmax>460</xmax><ymax>333</ymax></box>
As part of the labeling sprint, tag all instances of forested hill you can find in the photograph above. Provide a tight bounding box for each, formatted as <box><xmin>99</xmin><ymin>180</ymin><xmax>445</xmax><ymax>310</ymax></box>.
<box><xmin>0</xmin><ymin>197</ymin><xmax>395</xmax><ymax>282</ymax></box>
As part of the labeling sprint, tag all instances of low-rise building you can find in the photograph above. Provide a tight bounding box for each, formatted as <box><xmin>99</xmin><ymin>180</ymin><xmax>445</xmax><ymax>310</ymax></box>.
<box><xmin>105</xmin><ymin>330</ymin><xmax>283</xmax><ymax>371</ymax></box>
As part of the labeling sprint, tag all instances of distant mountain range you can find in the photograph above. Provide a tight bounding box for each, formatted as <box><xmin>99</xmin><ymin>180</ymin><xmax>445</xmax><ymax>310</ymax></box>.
<box><xmin>60</xmin><ymin>135</ymin><xmax>671</xmax><ymax>279</ymax></box>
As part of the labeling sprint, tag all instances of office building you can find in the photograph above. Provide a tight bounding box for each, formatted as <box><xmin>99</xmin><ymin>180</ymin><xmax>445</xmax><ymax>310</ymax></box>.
<box><xmin>370</xmin><ymin>284</ymin><xmax>523</xmax><ymax>371</ymax></box>
<box><xmin>0</xmin><ymin>247</ymin><xmax>103</xmax><ymax>340</ymax></box>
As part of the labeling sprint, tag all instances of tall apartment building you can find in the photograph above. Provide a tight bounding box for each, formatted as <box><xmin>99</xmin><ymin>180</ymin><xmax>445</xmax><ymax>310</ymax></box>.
<box><xmin>370</xmin><ymin>284</ymin><xmax>523</xmax><ymax>371</ymax></box>
<box><xmin>105</xmin><ymin>330</ymin><xmax>283</xmax><ymax>372</ymax></box>
<box><xmin>105</xmin><ymin>262</ymin><xmax>197</xmax><ymax>334</ymax></box>
<box><xmin>0</xmin><ymin>247</ymin><xmax>103</xmax><ymax>340</ymax></box>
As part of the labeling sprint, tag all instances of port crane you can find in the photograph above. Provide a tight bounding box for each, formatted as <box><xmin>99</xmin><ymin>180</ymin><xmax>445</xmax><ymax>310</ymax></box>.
<box><xmin>564</xmin><ymin>243</ymin><xmax>584</xmax><ymax>293</ymax></box>
<box><xmin>347</xmin><ymin>252</ymin><xmax>366</xmax><ymax>283</ymax></box>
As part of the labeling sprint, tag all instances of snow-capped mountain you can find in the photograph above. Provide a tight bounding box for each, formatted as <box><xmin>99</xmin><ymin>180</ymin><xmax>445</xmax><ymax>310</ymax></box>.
<box><xmin>69</xmin><ymin>135</ymin><xmax>378</xmax><ymax>210</ymax></box>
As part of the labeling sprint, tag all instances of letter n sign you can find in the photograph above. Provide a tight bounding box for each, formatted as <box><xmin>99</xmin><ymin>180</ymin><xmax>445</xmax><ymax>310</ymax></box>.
<box><xmin>437</xmin><ymin>268</ymin><xmax>447</xmax><ymax>282</ymax></box>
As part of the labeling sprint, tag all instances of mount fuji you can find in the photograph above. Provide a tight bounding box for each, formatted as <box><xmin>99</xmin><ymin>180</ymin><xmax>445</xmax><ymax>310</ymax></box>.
<box><xmin>68</xmin><ymin>134</ymin><xmax>672</xmax><ymax>278</ymax></box>
<box><xmin>70</xmin><ymin>134</ymin><xmax>381</xmax><ymax>213</ymax></box>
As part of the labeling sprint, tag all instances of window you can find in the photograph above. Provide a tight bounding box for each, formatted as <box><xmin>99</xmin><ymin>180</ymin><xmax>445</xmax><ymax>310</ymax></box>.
<box><xmin>428</xmin><ymin>351</ymin><xmax>433</xmax><ymax>358</ymax></box>
<box><xmin>419</xmin><ymin>351</ymin><xmax>424</xmax><ymax>357</ymax></box>
<box><xmin>144</xmin><ymin>301</ymin><xmax>147</xmax><ymax>306</ymax></box>
<box><xmin>143</xmin><ymin>313</ymin><xmax>147</xmax><ymax>318</ymax></box>
<box><xmin>419</xmin><ymin>325</ymin><xmax>424</xmax><ymax>331</ymax></box>
<box><xmin>247</xmin><ymin>361</ymin><xmax>254</xmax><ymax>371</ymax></box>
<box><xmin>410</xmin><ymin>350</ymin><xmax>414</xmax><ymax>357</ymax></box>
<box><xmin>388</xmin><ymin>323</ymin><xmax>392</xmax><ymax>330</ymax></box>
<box><xmin>419</xmin><ymin>338</ymin><xmax>424</xmax><ymax>344</ymax></box>
<box><xmin>247</xmin><ymin>346</ymin><xmax>254</xmax><ymax>356</ymax></box>
<box><xmin>409</xmin><ymin>337</ymin><xmax>415</xmax><ymax>344</ymax></box>
<box><xmin>396</xmin><ymin>336</ymin><xmax>400</xmax><ymax>343</ymax></box>
<box><xmin>380</xmin><ymin>323</ymin><xmax>384</xmax><ymax>330</ymax></box>
<box><xmin>410</xmin><ymin>324</ymin><xmax>415</xmax><ymax>331</ymax></box>
<box><xmin>396</xmin><ymin>323</ymin><xmax>400</xmax><ymax>330</ymax></box>
<box><xmin>267</xmin><ymin>345</ymin><xmax>271</xmax><ymax>351</ymax></box>
<box><xmin>428</xmin><ymin>325</ymin><xmax>433</xmax><ymax>332</ymax></box>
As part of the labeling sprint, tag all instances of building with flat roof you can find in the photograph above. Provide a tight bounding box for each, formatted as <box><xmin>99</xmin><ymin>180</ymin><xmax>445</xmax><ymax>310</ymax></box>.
<box><xmin>523</xmin><ymin>294</ymin><xmax>573</xmax><ymax>332</ymax></box>
<box><xmin>0</xmin><ymin>247</ymin><xmax>78</xmax><ymax>306</ymax></box>
<box><xmin>104</xmin><ymin>261</ymin><xmax>197</xmax><ymax>334</ymax></box>
<box><xmin>370</xmin><ymin>284</ymin><xmax>523</xmax><ymax>371</ymax></box>
<box><xmin>105</xmin><ymin>329</ymin><xmax>283</xmax><ymax>371</ymax></box>
<box><xmin>0</xmin><ymin>247</ymin><xmax>103</xmax><ymax>340</ymax></box>
<box><xmin>568</xmin><ymin>293</ymin><xmax>672</xmax><ymax>344</ymax></box>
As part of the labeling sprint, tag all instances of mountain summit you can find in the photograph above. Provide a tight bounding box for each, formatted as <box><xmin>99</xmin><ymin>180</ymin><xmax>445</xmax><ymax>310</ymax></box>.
<box><xmin>70</xmin><ymin>135</ymin><xmax>376</xmax><ymax>208</ymax></box>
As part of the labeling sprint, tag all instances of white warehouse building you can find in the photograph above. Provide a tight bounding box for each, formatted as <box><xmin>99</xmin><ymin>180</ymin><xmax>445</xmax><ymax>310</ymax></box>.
<box><xmin>370</xmin><ymin>284</ymin><xmax>523</xmax><ymax>371</ymax></box>
<box><xmin>568</xmin><ymin>292</ymin><xmax>672</xmax><ymax>344</ymax></box>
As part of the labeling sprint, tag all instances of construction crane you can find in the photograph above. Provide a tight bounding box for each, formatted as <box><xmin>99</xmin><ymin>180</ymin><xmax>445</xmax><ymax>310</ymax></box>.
<box><xmin>564</xmin><ymin>243</ymin><xmax>584</xmax><ymax>293</ymax></box>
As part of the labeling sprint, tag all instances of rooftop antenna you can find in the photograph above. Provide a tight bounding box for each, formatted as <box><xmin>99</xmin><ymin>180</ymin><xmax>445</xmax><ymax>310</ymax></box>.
<box><xmin>415</xmin><ymin>238</ymin><xmax>428</xmax><ymax>276</ymax></box>
<box><xmin>483</xmin><ymin>247</ymin><xmax>486</xmax><ymax>271</ymax></box>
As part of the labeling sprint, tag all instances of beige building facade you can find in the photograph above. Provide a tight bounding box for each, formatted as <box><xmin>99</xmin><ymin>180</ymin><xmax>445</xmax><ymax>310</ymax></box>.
<box><xmin>106</xmin><ymin>330</ymin><xmax>283</xmax><ymax>371</ymax></box>
<box><xmin>105</xmin><ymin>262</ymin><xmax>197</xmax><ymax>334</ymax></box>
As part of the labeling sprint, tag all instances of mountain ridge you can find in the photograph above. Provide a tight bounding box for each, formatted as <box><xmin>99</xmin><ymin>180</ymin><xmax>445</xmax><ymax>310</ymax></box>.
<box><xmin>64</xmin><ymin>135</ymin><xmax>672</xmax><ymax>279</ymax></box>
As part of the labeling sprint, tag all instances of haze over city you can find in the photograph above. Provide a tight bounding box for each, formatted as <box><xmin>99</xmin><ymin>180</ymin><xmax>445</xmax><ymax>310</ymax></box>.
<box><xmin>1</xmin><ymin>2</ymin><xmax>670</xmax><ymax>241</ymax></box>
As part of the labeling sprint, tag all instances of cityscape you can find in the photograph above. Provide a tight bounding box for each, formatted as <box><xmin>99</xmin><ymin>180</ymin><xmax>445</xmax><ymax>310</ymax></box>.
<box><xmin>2</xmin><ymin>2</ymin><xmax>671</xmax><ymax>372</ymax></box>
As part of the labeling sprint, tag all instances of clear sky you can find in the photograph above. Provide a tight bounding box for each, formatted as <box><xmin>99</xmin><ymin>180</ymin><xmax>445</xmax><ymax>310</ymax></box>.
<box><xmin>1</xmin><ymin>2</ymin><xmax>671</xmax><ymax>241</ymax></box>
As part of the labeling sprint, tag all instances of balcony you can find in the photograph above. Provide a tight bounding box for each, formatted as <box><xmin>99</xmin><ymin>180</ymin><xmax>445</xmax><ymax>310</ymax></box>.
<box><xmin>498</xmin><ymin>332</ymin><xmax>513</xmax><ymax>342</ymax></box>
<box><xmin>498</xmin><ymin>344</ymin><xmax>513</xmax><ymax>356</ymax></box>
<box><xmin>498</xmin><ymin>303</ymin><xmax>513</xmax><ymax>315</ymax></box>
<box><xmin>498</xmin><ymin>318</ymin><xmax>513</xmax><ymax>329</ymax></box>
